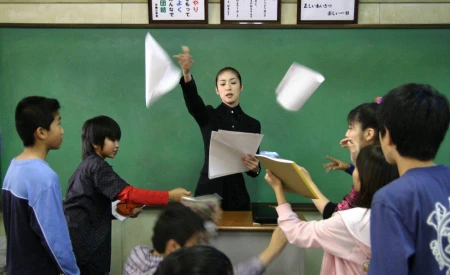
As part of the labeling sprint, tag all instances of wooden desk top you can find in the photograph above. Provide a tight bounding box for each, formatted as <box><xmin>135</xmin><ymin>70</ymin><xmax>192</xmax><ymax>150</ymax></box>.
<box><xmin>218</xmin><ymin>211</ymin><xmax>306</xmax><ymax>232</ymax></box>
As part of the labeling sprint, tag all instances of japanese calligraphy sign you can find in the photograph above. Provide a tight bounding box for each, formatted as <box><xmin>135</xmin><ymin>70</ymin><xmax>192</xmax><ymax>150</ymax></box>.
<box><xmin>298</xmin><ymin>0</ymin><xmax>358</xmax><ymax>23</ymax></box>
<box><xmin>149</xmin><ymin>0</ymin><xmax>208</xmax><ymax>23</ymax></box>
<box><xmin>221</xmin><ymin>0</ymin><xmax>280</xmax><ymax>24</ymax></box>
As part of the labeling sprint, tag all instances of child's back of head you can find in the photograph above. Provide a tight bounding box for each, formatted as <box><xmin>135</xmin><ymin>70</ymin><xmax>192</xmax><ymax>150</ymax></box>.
<box><xmin>15</xmin><ymin>96</ymin><xmax>60</xmax><ymax>147</ymax></box>
<box><xmin>154</xmin><ymin>245</ymin><xmax>233</xmax><ymax>275</ymax></box>
<box><xmin>352</xmin><ymin>144</ymin><xmax>399</xmax><ymax>208</ymax></box>
<box><xmin>152</xmin><ymin>203</ymin><xmax>206</xmax><ymax>254</ymax></box>
<box><xmin>377</xmin><ymin>83</ymin><xmax>450</xmax><ymax>161</ymax></box>
<box><xmin>81</xmin><ymin>115</ymin><xmax>121</xmax><ymax>159</ymax></box>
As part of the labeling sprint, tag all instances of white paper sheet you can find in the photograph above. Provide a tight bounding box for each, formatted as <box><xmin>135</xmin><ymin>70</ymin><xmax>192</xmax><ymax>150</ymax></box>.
<box><xmin>276</xmin><ymin>62</ymin><xmax>325</xmax><ymax>111</ymax></box>
<box><xmin>208</xmin><ymin>130</ymin><xmax>264</xmax><ymax>179</ymax></box>
<box><xmin>111</xmin><ymin>200</ymin><xmax>145</xmax><ymax>222</ymax></box>
<box><xmin>145</xmin><ymin>32</ymin><xmax>181</xmax><ymax>107</ymax></box>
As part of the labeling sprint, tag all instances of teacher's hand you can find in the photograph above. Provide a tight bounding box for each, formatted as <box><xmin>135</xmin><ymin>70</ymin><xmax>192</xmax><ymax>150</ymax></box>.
<box><xmin>242</xmin><ymin>154</ymin><xmax>259</xmax><ymax>173</ymax></box>
<box><xmin>173</xmin><ymin>46</ymin><xmax>194</xmax><ymax>76</ymax></box>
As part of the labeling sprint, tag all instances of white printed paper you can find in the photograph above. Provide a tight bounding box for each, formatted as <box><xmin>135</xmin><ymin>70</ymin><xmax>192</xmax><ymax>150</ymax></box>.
<box><xmin>276</xmin><ymin>62</ymin><xmax>325</xmax><ymax>111</ymax></box>
<box><xmin>145</xmin><ymin>32</ymin><xmax>181</xmax><ymax>107</ymax></box>
<box><xmin>208</xmin><ymin>130</ymin><xmax>264</xmax><ymax>179</ymax></box>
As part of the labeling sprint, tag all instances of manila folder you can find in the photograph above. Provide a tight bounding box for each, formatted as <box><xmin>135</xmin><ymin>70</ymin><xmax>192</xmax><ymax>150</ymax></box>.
<box><xmin>256</xmin><ymin>155</ymin><xmax>318</xmax><ymax>199</ymax></box>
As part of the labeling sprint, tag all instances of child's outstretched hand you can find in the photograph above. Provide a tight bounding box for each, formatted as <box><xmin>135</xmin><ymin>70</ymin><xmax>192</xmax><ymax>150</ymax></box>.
<box><xmin>322</xmin><ymin>155</ymin><xmax>351</xmax><ymax>173</ymax></box>
<box><xmin>264</xmin><ymin>169</ymin><xmax>283</xmax><ymax>190</ymax></box>
<box><xmin>169</xmin><ymin>188</ymin><xmax>191</xmax><ymax>202</ymax></box>
<box><xmin>269</xmin><ymin>226</ymin><xmax>288</xmax><ymax>253</ymax></box>
<box><xmin>258</xmin><ymin>226</ymin><xmax>288</xmax><ymax>267</ymax></box>
<box><xmin>340</xmin><ymin>138</ymin><xmax>361</xmax><ymax>164</ymax></box>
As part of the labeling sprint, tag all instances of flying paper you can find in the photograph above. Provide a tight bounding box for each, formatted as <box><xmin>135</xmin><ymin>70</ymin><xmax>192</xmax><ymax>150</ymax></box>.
<box><xmin>145</xmin><ymin>32</ymin><xmax>181</xmax><ymax>107</ymax></box>
<box><xmin>276</xmin><ymin>62</ymin><xmax>325</xmax><ymax>111</ymax></box>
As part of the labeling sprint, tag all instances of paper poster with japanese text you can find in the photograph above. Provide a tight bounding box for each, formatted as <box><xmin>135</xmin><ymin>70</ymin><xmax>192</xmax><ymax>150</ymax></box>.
<box><xmin>222</xmin><ymin>0</ymin><xmax>280</xmax><ymax>22</ymax></box>
<box><xmin>150</xmin><ymin>0</ymin><xmax>207</xmax><ymax>22</ymax></box>
<box><xmin>299</xmin><ymin>0</ymin><xmax>357</xmax><ymax>22</ymax></box>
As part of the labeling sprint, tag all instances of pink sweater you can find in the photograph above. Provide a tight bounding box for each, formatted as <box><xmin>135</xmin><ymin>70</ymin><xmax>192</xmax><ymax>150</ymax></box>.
<box><xmin>277</xmin><ymin>203</ymin><xmax>371</xmax><ymax>275</ymax></box>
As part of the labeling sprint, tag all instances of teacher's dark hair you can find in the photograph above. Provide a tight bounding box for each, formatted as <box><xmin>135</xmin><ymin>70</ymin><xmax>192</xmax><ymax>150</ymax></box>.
<box><xmin>215</xmin><ymin>67</ymin><xmax>242</xmax><ymax>87</ymax></box>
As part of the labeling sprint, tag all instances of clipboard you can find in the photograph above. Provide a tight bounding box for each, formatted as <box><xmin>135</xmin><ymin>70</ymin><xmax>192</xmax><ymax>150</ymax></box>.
<box><xmin>256</xmin><ymin>155</ymin><xmax>318</xmax><ymax>199</ymax></box>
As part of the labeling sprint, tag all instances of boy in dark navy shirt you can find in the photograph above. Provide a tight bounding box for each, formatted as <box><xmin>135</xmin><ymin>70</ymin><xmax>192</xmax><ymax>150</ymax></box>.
<box><xmin>369</xmin><ymin>84</ymin><xmax>450</xmax><ymax>274</ymax></box>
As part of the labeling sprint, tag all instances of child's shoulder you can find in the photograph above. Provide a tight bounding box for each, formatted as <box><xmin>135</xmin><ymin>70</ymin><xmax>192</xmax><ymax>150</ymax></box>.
<box><xmin>79</xmin><ymin>154</ymin><xmax>108</xmax><ymax>169</ymax></box>
<box><xmin>374</xmin><ymin>165</ymin><xmax>450</xmax><ymax>205</ymax></box>
<box><xmin>11</xmin><ymin>158</ymin><xmax>56</xmax><ymax>178</ymax></box>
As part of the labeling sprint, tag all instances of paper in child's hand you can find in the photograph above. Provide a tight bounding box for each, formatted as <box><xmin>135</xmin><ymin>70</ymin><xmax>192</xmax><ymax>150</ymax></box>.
<box><xmin>112</xmin><ymin>200</ymin><xmax>145</xmax><ymax>222</ymax></box>
<box><xmin>181</xmin><ymin>194</ymin><xmax>223</xmax><ymax>224</ymax></box>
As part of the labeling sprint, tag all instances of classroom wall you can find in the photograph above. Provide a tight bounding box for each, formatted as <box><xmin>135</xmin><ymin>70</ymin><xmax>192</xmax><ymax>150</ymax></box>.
<box><xmin>0</xmin><ymin>0</ymin><xmax>449</xmax><ymax>24</ymax></box>
<box><xmin>0</xmin><ymin>1</ymin><xmax>447</xmax><ymax>274</ymax></box>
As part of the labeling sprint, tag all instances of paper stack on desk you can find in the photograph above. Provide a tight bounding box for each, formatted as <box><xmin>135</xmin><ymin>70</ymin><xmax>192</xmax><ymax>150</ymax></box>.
<box><xmin>255</xmin><ymin>154</ymin><xmax>318</xmax><ymax>199</ymax></box>
<box><xmin>208</xmin><ymin>130</ymin><xmax>264</xmax><ymax>179</ymax></box>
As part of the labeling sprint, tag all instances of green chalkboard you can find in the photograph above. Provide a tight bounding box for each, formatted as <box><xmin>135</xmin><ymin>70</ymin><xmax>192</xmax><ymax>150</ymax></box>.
<box><xmin>1</xmin><ymin>26</ymin><xmax>449</xmax><ymax>203</ymax></box>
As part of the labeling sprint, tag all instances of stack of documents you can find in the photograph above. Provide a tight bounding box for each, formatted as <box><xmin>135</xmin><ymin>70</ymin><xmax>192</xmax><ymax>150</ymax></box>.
<box><xmin>256</xmin><ymin>154</ymin><xmax>318</xmax><ymax>199</ymax></box>
<box><xmin>208</xmin><ymin>130</ymin><xmax>264</xmax><ymax>179</ymax></box>
<box><xmin>276</xmin><ymin>62</ymin><xmax>325</xmax><ymax>111</ymax></box>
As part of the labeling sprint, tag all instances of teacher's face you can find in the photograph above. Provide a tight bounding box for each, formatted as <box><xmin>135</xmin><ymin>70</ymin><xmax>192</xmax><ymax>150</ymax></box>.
<box><xmin>216</xmin><ymin>70</ymin><xmax>243</xmax><ymax>108</ymax></box>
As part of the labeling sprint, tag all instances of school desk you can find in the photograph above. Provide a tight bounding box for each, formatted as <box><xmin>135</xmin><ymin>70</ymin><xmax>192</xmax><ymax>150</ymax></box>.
<box><xmin>110</xmin><ymin>204</ymin><xmax>311</xmax><ymax>275</ymax></box>
<box><xmin>213</xmin><ymin>209</ymin><xmax>307</xmax><ymax>275</ymax></box>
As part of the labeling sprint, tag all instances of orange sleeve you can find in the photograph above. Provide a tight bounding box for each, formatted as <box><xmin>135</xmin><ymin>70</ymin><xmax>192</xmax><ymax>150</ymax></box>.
<box><xmin>116</xmin><ymin>185</ymin><xmax>169</xmax><ymax>205</ymax></box>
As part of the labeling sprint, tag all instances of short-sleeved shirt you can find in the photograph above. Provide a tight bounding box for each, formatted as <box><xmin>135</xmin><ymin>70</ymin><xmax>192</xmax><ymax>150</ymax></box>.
<box><xmin>369</xmin><ymin>165</ymin><xmax>450</xmax><ymax>274</ymax></box>
<box><xmin>63</xmin><ymin>154</ymin><xmax>128</xmax><ymax>272</ymax></box>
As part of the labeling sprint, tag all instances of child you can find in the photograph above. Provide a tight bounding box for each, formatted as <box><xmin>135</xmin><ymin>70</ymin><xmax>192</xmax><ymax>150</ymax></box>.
<box><xmin>174</xmin><ymin>46</ymin><xmax>261</xmax><ymax>211</ymax></box>
<box><xmin>124</xmin><ymin>203</ymin><xmax>288</xmax><ymax>275</ymax></box>
<box><xmin>322</xmin><ymin>102</ymin><xmax>379</xmax><ymax>219</ymax></box>
<box><xmin>369</xmin><ymin>84</ymin><xmax>450</xmax><ymax>274</ymax></box>
<box><xmin>154</xmin><ymin>245</ymin><xmax>233</xmax><ymax>275</ymax></box>
<box><xmin>2</xmin><ymin>96</ymin><xmax>79</xmax><ymax>274</ymax></box>
<box><xmin>266</xmin><ymin>144</ymin><xmax>399</xmax><ymax>275</ymax></box>
<box><xmin>63</xmin><ymin>115</ymin><xmax>190</xmax><ymax>274</ymax></box>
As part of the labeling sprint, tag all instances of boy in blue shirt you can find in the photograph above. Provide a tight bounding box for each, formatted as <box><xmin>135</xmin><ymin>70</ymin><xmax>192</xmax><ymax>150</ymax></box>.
<box><xmin>2</xmin><ymin>96</ymin><xmax>79</xmax><ymax>275</ymax></box>
<box><xmin>369</xmin><ymin>84</ymin><xmax>450</xmax><ymax>274</ymax></box>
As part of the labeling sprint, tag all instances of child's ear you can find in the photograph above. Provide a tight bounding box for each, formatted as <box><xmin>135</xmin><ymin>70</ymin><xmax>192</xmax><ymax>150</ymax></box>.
<box><xmin>365</xmin><ymin>128</ymin><xmax>375</xmax><ymax>141</ymax></box>
<box><xmin>93</xmin><ymin>143</ymin><xmax>99</xmax><ymax>149</ymax></box>
<box><xmin>215</xmin><ymin>87</ymin><xmax>219</xmax><ymax>95</ymax></box>
<box><xmin>35</xmin><ymin>127</ymin><xmax>47</xmax><ymax>140</ymax></box>
<box><xmin>166</xmin><ymin>239</ymin><xmax>181</xmax><ymax>254</ymax></box>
